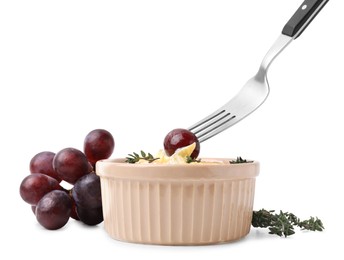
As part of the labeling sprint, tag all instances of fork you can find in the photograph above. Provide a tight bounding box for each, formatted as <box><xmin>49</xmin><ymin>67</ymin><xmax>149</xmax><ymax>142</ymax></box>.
<box><xmin>188</xmin><ymin>0</ymin><xmax>329</xmax><ymax>143</ymax></box>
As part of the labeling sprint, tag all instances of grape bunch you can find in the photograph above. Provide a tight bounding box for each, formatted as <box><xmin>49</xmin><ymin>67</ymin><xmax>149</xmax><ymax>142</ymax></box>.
<box><xmin>19</xmin><ymin>129</ymin><xmax>114</xmax><ymax>230</ymax></box>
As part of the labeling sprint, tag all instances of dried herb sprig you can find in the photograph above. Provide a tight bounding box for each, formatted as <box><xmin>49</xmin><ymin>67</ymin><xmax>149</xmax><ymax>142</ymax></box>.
<box><xmin>230</xmin><ymin>156</ymin><xmax>254</xmax><ymax>164</ymax></box>
<box><xmin>298</xmin><ymin>216</ymin><xmax>325</xmax><ymax>231</ymax></box>
<box><xmin>125</xmin><ymin>151</ymin><xmax>159</xmax><ymax>164</ymax></box>
<box><xmin>186</xmin><ymin>156</ymin><xmax>201</xmax><ymax>164</ymax></box>
<box><xmin>252</xmin><ymin>209</ymin><xmax>324</xmax><ymax>237</ymax></box>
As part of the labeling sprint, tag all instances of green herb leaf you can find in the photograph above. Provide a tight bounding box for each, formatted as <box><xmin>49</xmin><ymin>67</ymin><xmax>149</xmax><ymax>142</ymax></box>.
<box><xmin>186</xmin><ymin>156</ymin><xmax>201</xmax><ymax>164</ymax></box>
<box><xmin>298</xmin><ymin>216</ymin><xmax>324</xmax><ymax>231</ymax></box>
<box><xmin>125</xmin><ymin>151</ymin><xmax>159</xmax><ymax>164</ymax></box>
<box><xmin>230</xmin><ymin>156</ymin><xmax>253</xmax><ymax>164</ymax></box>
<box><xmin>252</xmin><ymin>209</ymin><xmax>324</xmax><ymax>237</ymax></box>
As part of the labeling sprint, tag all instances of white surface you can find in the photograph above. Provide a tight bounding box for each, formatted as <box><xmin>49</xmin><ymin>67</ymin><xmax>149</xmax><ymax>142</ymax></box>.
<box><xmin>1</xmin><ymin>0</ymin><xmax>342</xmax><ymax>259</ymax></box>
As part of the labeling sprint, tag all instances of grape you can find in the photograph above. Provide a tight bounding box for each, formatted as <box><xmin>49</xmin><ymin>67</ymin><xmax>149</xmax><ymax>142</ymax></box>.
<box><xmin>20</xmin><ymin>173</ymin><xmax>62</xmax><ymax>205</ymax></box>
<box><xmin>72</xmin><ymin>173</ymin><xmax>102</xmax><ymax>209</ymax></box>
<box><xmin>53</xmin><ymin>148</ymin><xmax>90</xmax><ymax>184</ymax></box>
<box><xmin>31</xmin><ymin>205</ymin><xmax>36</xmax><ymax>215</ymax></box>
<box><xmin>76</xmin><ymin>206</ymin><xmax>103</xmax><ymax>226</ymax></box>
<box><xmin>70</xmin><ymin>197</ymin><xmax>80</xmax><ymax>221</ymax></box>
<box><xmin>36</xmin><ymin>190</ymin><xmax>72</xmax><ymax>230</ymax></box>
<box><xmin>87</xmin><ymin>162</ymin><xmax>94</xmax><ymax>173</ymax></box>
<box><xmin>163</xmin><ymin>128</ymin><xmax>200</xmax><ymax>159</ymax></box>
<box><xmin>72</xmin><ymin>173</ymin><xmax>103</xmax><ymax>225</ymax></box>
<box><xmin>30</xmin><ymin>151</ymin><xmax>61</xmax><ymax>182</ymax></box>
<box><xmin>84</xmin><ymin>129</ymin><xmax>114</xmax><ymax>165</ymax></box>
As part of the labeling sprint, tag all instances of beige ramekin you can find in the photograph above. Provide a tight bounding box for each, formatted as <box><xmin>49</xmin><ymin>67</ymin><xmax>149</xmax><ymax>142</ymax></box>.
<box><xmin>96</xmin><ymin>158</ymin><xmax>259</xmax><ymax>245</ymax></box>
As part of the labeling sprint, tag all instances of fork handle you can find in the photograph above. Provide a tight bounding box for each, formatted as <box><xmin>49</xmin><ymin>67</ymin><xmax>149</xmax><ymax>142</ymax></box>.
<box><xmin>282</xmin><ymin>0</ymin><xmax>328</xmax><ymax>39</ymax></box>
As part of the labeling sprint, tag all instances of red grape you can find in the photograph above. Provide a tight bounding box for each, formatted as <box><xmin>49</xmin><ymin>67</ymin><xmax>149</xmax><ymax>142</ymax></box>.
<box><xmin>53</xmin><ymin>148</ymin><xmax>90</xmax><ymax>184</ymax></box>
<box><xmin>31</xmin><ymin>205</ymin><xmax>36</xmax><ymax>215</ymax></box>
<box><xmin>72</xmin><ymin>173</ymin><xmax>102</xmax><ymax>209</ymax></box>
<box><xmin>72</xmin><ymin>173</ymin><xmax>103</xmax><ymax>225</ymax></box>
<box><xmin>87</xmin><ymin>162</ymin><xmax>94</xmax><ymax>173</ymax></box>
<box><xmin>76</xmin><ymin>206</ymin><xmax>103</xmax><ymax>226</ymax></box>
<box><xmin>70</xmin><ymin>197</ymin><xmax>80</xmax><ymax>221</ymax></box>
<box><xmin>20</xmin><ymin>173</ymin><xmax>62</xmax><ymax>205</ymax></box>
<box><xmin>84</xmin><ymin>129</ymin><xmax>114</xmax><ymax>165</ymax></box>
<box><xmin>163</xmin><ymin>128</ymin><xmax>200</xmax><ymax>159</ymax></box>
<box><xmin>35</xmin><ymin>190</ymin><xmax>72</xmax><ymax>230</ymax></box>
<box><xmin>30</xmin><ymin>151</ymin><xmax>61</xmax><ymax>182</ymax></box>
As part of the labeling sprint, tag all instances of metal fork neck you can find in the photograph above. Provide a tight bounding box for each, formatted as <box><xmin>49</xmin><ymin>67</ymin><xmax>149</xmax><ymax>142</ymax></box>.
<box><xmin>256</xmin><ymin>34</ymin><xmax>293</xmax><ymax>82</ymax></box>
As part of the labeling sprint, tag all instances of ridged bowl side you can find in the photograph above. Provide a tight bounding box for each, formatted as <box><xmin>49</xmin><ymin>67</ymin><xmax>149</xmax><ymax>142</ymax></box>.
<box><xmin>100</xmin><ymin>177</ymin><xmax>256</xmax><ymax>245</ymax></box>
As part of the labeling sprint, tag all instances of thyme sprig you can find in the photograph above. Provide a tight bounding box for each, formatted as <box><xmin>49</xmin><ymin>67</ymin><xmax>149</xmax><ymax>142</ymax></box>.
<box><xmin>252</xmin><ymin>209</ymin><xmax>324</xmax><ymax>237</ymax></box>
<box><xmin>186</xmin><ymin>156</ymin><xmax>201</xmax><ymax>164</ymax></box>
<box><xmin>125</xmin><ymin>151</ymin><xmax>159</xmax><ymax>164</ymax></box>
<box><xmin>230</xmin><ymin>156</ymin><xmax>254</xmax><ymax>164</ymax></box>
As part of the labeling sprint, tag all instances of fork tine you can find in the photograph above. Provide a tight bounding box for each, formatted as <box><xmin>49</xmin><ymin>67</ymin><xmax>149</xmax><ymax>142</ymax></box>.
<box><xmin>196</xmin><ymin>116</ymin><xmax>237</xmax><ymax>142</ymax></box>
<box><xmin>197</xmin><ymin>113</ymin><xmax>236</xmax><ymax>137</ymax></box>
<box><xmin>188</xmin><ymin>109</ymin><xmax>226</xmax><ymax>132</ymax></box>
<box><xmin>188</xmin><ymin>106</ymin><xmax>237</xmax><ymax>142</ymax></box>
<box><xmin>191</xmin><ymin>113</ymin><xmax>236</xmax><ymax>142</ymax></box>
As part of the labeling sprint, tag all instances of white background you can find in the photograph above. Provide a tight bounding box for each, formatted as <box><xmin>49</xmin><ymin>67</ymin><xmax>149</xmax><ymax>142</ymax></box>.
<box><xmin>1</xmin><ymin>0</ymin><xmax>343</xmax><ymax>259</ymax></box>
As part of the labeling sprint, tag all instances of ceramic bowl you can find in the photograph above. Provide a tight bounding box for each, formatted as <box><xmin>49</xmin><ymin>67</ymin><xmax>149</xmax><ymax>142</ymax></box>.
<box><xmin>96</xmin><ymin>158</ymin><xmax>259</xmax><ymax>245</ymax></box>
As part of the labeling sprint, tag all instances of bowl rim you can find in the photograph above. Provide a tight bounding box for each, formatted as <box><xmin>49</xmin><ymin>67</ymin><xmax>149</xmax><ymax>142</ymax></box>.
<box><xmin>96</xmin><ymin>158</ymin><xmax>259</xmax><ymax>181</ymax></box>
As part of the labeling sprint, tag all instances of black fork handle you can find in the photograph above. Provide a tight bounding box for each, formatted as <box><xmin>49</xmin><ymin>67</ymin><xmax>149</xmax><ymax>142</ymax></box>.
<box><xmin>282</xmin><ymin>0</ymin><xmax>329</xmax><ymax>39</ymax></box>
